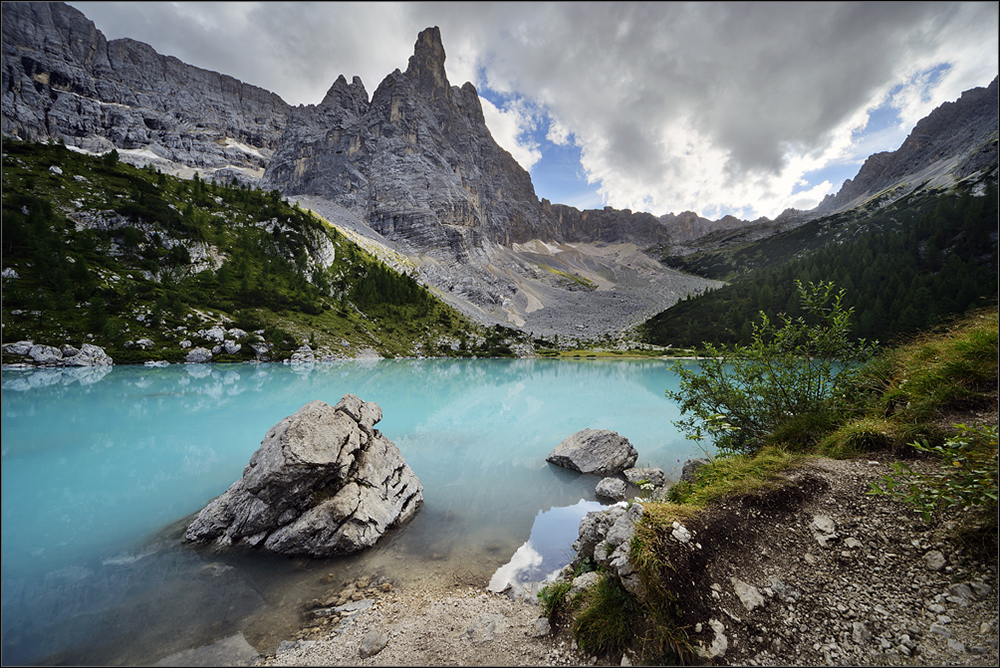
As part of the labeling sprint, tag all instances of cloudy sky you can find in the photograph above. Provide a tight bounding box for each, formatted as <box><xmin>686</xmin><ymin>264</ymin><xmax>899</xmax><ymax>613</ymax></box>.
<box><xmin>67</xmin><ymin>1</ymin><xmax>998</xmax><ymax>220</ymax></box>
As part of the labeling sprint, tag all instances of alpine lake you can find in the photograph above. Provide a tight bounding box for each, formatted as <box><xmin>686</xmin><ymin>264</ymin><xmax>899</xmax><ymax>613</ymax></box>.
<box><xmin>1</xmin><ymin>357</ymin><xmax>714</xmax><ymax>665</ymax></box>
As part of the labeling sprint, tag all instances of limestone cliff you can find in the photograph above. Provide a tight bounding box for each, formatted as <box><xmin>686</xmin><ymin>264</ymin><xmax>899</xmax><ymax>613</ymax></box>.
<box><xmin>1</xmin><ymin>1</ymin><xmax>290</xmax><ymax>172</ymax></box>
<box><xmin>262</xmin><ymin>27</ymin><xmax>553</xmax><ymax>259</ymax></box>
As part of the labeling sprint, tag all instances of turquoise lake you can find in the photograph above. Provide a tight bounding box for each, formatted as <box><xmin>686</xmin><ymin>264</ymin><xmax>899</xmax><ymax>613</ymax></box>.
<box><xmin>1</xmin><ymin>358</ymin><xmax>713</xmax><ymax>665</ymax></box>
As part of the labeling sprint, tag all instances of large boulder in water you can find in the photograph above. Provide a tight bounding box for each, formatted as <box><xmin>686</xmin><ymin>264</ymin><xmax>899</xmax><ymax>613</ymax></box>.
<box><xmin>546</xmin><ymin>428</ymin><xmax>638</xmax><ymax>475</ymax></box>
<box><xmin>185</xmin><ymin>395</ymin><xmax>423</xmax><ymax>557</ymax></box>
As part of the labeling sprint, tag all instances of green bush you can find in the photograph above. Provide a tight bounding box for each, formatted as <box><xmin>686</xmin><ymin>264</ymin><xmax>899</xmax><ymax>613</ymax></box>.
<box><xmin>666</xmin><ymin>280</ymin><xmax>877</xmax><ymax>455</ymax></box>
<box><xmin>869</xmin><ymin>423</ymin><xmax>998</xmax><ymax>522</ymax></box>
<box><xmin>537</xmin><ymin>581</ymin><xmax>572</xmax><ymax>619</ymax></box>
<box><xmin>571</xmin><ymin>575</ymin><xmax>641</xmax><ymax>657</ymax></box>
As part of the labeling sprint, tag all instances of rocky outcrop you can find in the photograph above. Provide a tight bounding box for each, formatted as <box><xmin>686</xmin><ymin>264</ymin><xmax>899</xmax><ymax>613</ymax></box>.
<box><xmin>1</xmin><ymin>340</ymin><xmax>113</xmax><ymax>366</ymax></box>
<box><xmin>185</xmin><ymin>395</ymin><xmax>423</xmax><ymax>557</ymax></box>
<box><xmin>545</xmin><ymin>428</ymin><xmax>638</xmax><ymax>475</ymax></box>
<box><xmin>815</xmin><ymin>76</ymin><xmax>999</xmax><ymax>214</ymax></box>
<box><xmin>1</xmin><ymin>2</ymin><xmax>289</xmax><ymax>171</ymax></box>
<box><xmin>262</xmin><ymin>27</ymin><xmax>554</xmax><ymax>258</ymax></box>
<box><xmin>571</xmin><ymin>501</ymin><xmax>646</xmax><ymax>598</ymax></box>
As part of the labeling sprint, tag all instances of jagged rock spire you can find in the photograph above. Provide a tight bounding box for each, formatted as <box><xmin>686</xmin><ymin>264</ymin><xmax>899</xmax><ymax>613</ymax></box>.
<box><xmin>405</xmin><ymin>27</ymin><xmax>449</xmax><ymax>95</ymax></box>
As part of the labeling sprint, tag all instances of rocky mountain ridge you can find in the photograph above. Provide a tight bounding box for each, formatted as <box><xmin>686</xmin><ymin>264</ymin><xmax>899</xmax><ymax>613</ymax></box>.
<box><xmin>3</xmin><ymin>2</ymin><xmax>996</xmax><ymax>337</ymax></box>
<box><xmin>816</xmin><ymin>76</ymin><xmax>998</xmax><ymax>214</ymax></box>
<box><xmin>1</xmin><ymin>2</ymin><xmax>289</xmax><ymax>179</ymax></box>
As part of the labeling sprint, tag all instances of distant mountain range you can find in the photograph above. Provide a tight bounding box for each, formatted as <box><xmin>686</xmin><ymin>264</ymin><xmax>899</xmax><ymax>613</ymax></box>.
<box><xmin>3</xmin><ymin>2</ymin><xmax>997</xmax><ymax>336</ymax></box>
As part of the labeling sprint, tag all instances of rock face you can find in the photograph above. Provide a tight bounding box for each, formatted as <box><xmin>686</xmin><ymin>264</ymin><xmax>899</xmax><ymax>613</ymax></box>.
<box><xmin>185</xmin><ymin>395</ymin><xmax>423</xmax><ymax>557</ymax></box>
<box><xmin>1</xmin><ymin>2</ymin><xmax>289</xmax><ymax>172</ymax></box>
<box><xmin>545</xmin><ymin>428</ymin><xmax>638</xmax><ymax>475</ymax></box>
<box><xmin>262</xmin><ymin>27</ymin><xmax>554</xmax><ymax>257</ymax></box>
<box><xmin>815</xmin><ymin>76</ymin><xmax>998</xmax><ymax>214</ymax></box>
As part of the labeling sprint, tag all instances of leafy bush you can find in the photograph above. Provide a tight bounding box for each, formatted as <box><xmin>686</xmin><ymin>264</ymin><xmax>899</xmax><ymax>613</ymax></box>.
<box><xmin>869</xmin><ymin>423</ymin><xmax>998</xmax><ymax>523</ymax></box>
<box><xmin>666</xmin><ymin>280</ymin><xmax>877</xmax><ymax>455</ymax></box>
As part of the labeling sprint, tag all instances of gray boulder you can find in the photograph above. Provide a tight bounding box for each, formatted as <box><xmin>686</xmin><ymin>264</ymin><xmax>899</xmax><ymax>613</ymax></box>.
<box><xmin>288</xmin><ymin>344</ymin><xmax>316</xmax><ymax>365</ymax></box>
<box><xmin>28</xmin><ymin>344</ymin><xmax>64</xmax><ymax>365</ymax></box>
<box><xmin>572</xmin><ymin>504</ymin><xmax>627</xmax><ymax>561</ymax></box>
<box><xmin>185</xmin><ymin>395</ymin><xmax>423</xmax><ymax>557</ymax></box>
<box><xmin>546</xmin><ymin>428</ymin><xmax>638</xmax><ymax>475</ymax></box>
<box><xmin>63</xmin><ymin>343</ymin><xmax>114</xmax><ymax>366</ymax></box>
<box><xmin>595</xmin><ymin>477</ymin><xmax>628</xmax><ymax>501</ymax></box>
<box><xmin>681</xmin><ymin>458</ymin><xmax>710</xmax><ymax>483</ymax></box>
<box><xmin>624</xmin><ymin>467</ymin><xmax>666</xmax><ymax>487</ymax></box>
<box><xmin>185</xmin><ymin>347</ymin><xmax>213</xmax><ymax>363</ymax></box>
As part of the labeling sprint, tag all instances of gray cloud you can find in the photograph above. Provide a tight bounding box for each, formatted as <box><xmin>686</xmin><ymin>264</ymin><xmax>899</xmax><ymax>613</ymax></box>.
<box><xmin>66</xmin><ymin>1</ymin><xmax>998</xmax><ymax>217</ymax></box>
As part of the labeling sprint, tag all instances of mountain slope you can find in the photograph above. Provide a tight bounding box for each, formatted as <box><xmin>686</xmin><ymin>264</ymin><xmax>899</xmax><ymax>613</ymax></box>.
<box><xmin>640</xmin><ymin>181</ymin><xmax>999</xmax><ymax>348</ymax></box>
<box><xmin>0</xmin><ymin>139</ymin><xmax>526</xmax><ymax>363</ymax></box>
<box><xmin>2</xmin><ymin>2</ymin><xmax>997</xmax><ymax>344</ymax></box>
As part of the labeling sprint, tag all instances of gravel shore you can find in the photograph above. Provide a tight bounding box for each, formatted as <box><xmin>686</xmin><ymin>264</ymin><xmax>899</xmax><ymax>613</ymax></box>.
<box><xmin>255</xmin><ymin>455</ymin><xmax>998</xmax><ymax>667</ymax></box>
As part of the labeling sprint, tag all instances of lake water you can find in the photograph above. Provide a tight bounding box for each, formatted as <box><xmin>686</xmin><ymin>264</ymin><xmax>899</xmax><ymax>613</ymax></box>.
<box><xmin>1</xmin><ymin>357</ymin><xmax>712</xmax><ymax>665</ymax></box>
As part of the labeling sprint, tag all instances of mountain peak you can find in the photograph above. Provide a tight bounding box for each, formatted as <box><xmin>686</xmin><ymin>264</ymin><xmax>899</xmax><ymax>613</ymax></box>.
<box><xmin>406</xmin><ymin>26</ymin><xmax>449</xmax><ymax>93</ymax></box>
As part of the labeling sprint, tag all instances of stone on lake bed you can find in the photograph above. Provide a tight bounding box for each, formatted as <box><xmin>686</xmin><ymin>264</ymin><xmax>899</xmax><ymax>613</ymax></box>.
<box><xmin>185</xmin><ymin>395</ymin><xmax>423</xmax><ymax>557</ymax></box>
<box><xmin>546</xmin><ymin>428</ymin><xmax>638</xmax><ymax>475</ymax></box>
<box><xmin>595</xmin><ymin>477</ymin><xmax>628</xmax><ymax>500</ymax></box>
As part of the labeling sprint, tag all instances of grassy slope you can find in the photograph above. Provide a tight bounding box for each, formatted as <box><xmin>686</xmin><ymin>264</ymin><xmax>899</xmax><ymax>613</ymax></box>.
<box><xmin>565</xmin><ymin>305</ymin><xmax>999</xmax><ymax>663</ymax></box>
<box><xmin>1</xmin><ymin>139</ymin><xmax>530</xmax><ymax>363</ymax></box>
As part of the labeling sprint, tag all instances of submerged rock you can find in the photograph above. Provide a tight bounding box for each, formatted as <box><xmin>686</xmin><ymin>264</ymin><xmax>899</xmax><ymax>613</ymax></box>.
<box><xmin>595</xmin><ymin>477</ymin><xmax>628</xmax><ymax>501</ymax></box>
<box><xmin>185</xmin><ymin>395</ymin><xmax>423</xmax><ymax>557</ymax></box>
<box><xmin>546</xmin><ymin>428</ymin><xmax>638</xmax><ymax>475</ymax></box>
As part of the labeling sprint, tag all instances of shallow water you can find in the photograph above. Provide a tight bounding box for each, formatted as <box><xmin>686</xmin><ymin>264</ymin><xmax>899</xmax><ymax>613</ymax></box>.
<box><xmin>1</xmin><ymin>358</ymin><xmax>711</xmax><ymax>665</ymax></box>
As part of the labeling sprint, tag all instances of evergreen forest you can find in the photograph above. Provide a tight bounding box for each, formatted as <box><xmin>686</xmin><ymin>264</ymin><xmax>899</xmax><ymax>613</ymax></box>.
<box><xmin>641</xmin><ymin>183</ymin><xmax>998</xmax><ymax>348</ymax></box>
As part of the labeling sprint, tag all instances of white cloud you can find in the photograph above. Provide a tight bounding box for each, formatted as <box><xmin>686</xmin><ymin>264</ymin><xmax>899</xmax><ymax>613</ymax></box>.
<box><xmin>67</xmin><ymin>1</ymin><xmax>999</xmax><ymax>220</ymax></box>
<box><xmin>478</xmin><ymin>97</ymin><xmax>543</xmax><ymax>172</ymax></box>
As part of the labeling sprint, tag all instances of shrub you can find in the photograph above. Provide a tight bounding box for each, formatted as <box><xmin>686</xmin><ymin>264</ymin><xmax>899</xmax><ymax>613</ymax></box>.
<box><xmin>537</xmin><ymin>581</ymin><xmax>572</xmax><ymax>619</ymax></box>
<box><xmin>869</xmin><ymin>423</ymin><xmax>998</xmax><ymax>523</ymax></box>
<box><xmin>667</xmin><ymin>280</ymin><xmax>877</xmax><ymax>455</ymax></box>
<box><xmin>571</xmin><ymin>575</ymin><xmax>640</xmax><ymax>657</ymax></box>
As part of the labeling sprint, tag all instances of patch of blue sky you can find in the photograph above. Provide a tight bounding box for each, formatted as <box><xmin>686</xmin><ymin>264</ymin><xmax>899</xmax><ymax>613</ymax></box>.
<box><xmin>529</xmin><ymin>139</ymin><xmax>606</xmax><ymax>210</ymax></box>
<box><xmin>795</xmin><ymin>162</ymin><xmax>861</xmax><ymax>196</ymax></box>
<box><xmin>477</xmin><ymin>83</ymin><xmax>605</xmax><ymax>211</ymax></box>
<box><xmin>858</xmin><ymin>63</ymin><xmax>953</xmax><ymax>140</ymax></box>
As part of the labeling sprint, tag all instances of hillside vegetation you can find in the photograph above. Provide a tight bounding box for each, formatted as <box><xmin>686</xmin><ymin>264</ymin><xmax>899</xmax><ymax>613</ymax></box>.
<box><xmin>642</xmin><ymin>178</ymin><xmax>998</xmax><ymax>348</ymax></box>
<box><xmin>556</xmin><ymin>304</ymin><xmax>998</xmax><ymax>664</ymax></box>
<box><xmin>1</xmin><ymin>139</ymin><xmax>532</xmax><ymax>363</ymax></box>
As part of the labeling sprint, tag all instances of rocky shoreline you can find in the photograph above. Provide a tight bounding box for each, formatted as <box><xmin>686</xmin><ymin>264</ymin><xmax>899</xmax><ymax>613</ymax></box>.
<box><xmin>252</xmin><ymin>455</ymin><xmax>997</xmax><ymax>667</ymax></box>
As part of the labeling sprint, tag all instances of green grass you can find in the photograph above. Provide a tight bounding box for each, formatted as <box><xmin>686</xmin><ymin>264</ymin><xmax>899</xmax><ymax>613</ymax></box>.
<box><xmin>536</xmin><ymin>264</ymin><xmax>597</xmax><ymax>290</ymax></box>
<box><xmin>1</xmin><ymin>138</ymin><xmax>527</xmax><ymax>362</ymax></box>
<box><xmin>562</xmin><ymin>305</ymin><xmax>998</xmax><ymax>664</ymax></box>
